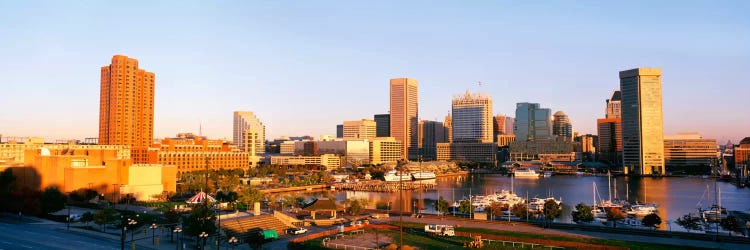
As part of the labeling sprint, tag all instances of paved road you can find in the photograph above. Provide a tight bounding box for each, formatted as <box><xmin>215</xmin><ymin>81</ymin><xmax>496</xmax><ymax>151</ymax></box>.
<box><xmin>0</xmin><ymin>222</ymin><xmax>119</xmax><ymax>250</ymax></box>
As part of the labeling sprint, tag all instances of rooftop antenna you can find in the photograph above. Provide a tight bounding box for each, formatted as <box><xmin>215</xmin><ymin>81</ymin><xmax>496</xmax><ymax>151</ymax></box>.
<box><xmin>199</xmin><ymin>122</ymin><xmax>203</xmax><ymax>137</ymax></box>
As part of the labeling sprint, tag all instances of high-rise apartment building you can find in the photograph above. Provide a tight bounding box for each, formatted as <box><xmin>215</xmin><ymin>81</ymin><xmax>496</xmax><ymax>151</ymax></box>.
<box><xmin>620</xmin><ymin>68</ymin><xmax>664</xmax><ymax>175</ymax></box>
<box><xmin>343</xmin><ymin>119</ymin><xmax>377</xmax><ymax>139</ymax></box>
<box><xmin>418</xmin><ymin>120</ymin><xmax>448</xmax><ymax>161</ymax></box>
<box><xmin>233</xmin><ymin>111</ymin><xmax>265</xmax><ymax>157</ymax></box>
<box><xmin>552</xmin><ymin>111</ymin><xmax>573</xmax><ymax>140</ymax></box>
<box><xmin>99</xmin><ymin>55</ymin><xmax>155</xmax><ymax>163</ymax></box>
<box><xmin>664</xmin><ymin>133</ymin><xmax>717</xmax><ymax>168</ymax></box>
<box><xmin>452</xmin><ymin>91</ymin><xmax>493</xmax><ymax>143</ymax></box>
<box><xmin>514</xmin><ymin>102</ymin><xmax>552</xmax><ymax>141</ymax></box>
<box><xmin>734</xmin><ymin>137</ymin><xmax>750</xmax><ymax>173</ymax></box>
<box><xmin>389</xmin><ymin>78</ymin><xmax>419</xmax><ymax>161</ymax></box>
<box><xmin>606</xmin><ymin>90</ymin><xmax>622</xmax><ymax>119</ymax></box>
<box><xmin>374</xmin><ymin>114</ymin><xmax>390</xmax><ymax>137</ymax></box>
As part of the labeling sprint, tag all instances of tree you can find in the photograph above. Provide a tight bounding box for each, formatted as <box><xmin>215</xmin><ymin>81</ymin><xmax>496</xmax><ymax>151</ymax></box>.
<box><xmin>80</xmin><ymin>211</ymin><xmax>94</xmax><ymax>225</ymax></box>
<box><xmin>238</xmin><ymin>187</ymin><xmax>264</xmax><ymax>209</ymax></box>
<box><xmin>0</xmin><ymin>168</ymin><xmax>16</xmax><ymax>192</ymax></box>
<box><xmin>642</xmin><ymin>213</ymin><xmax>662</xmax><ymax>229</ymax></box>
<box><xmin>511</xmin><ymin>203</ymin><xmax>529</xmax><ymax>219</ymax></box>
<box><xmin>218</xmin><ymin>174</ymin><xmax>239</xmax><ymax>193</ymax></box>
<box><xmin>69</xmin><ymin>188</ymin><xmax>98</xmax><ymax>203</ymax></box>
<box><xmin>435</xmin><ymin>196</ymin><xmax>450</xmax><ymax>216</ymax></box>
<box><xmin>184</xmin><ymin>202</ymin><xmax>217</xmax><ymax>248</ymax></box>
<box><xmin>573</xmin><ymin>203</ymin><xmax>594</xmax><ymax>222</ymax></box>
<box><xmin>606</xmin><ymin>208</ymin><xmax>626</xmax><ymax>228</ymax></box>
<box><xmin>346</xmin><ymin>198</ymin><xmax>368</xmax><ymax>216</ymax></box>
<box><xmin>675</xmin><ymin>214</ymin><xmax>702</xmax><ymax>232</ymax></box>
<box><xmin>40</xmin><ymin>187</ymin><xmax>67</xmax><ymax>214</ymax></box>
<box><xmin>93</xmin><ymin>208</ymin><xmax>117</xmax><ymax>231</ymax></box>
<box><xmin>458</xmin><ymin>200</ymin><xmax>474</xmax><ymax>215</ymax></box>
<box><xmin>542</xmin><ymin>200</ymin><xmax>561</xmax><ymax>227</ymax></box>
<box><xmin>720</xmin><ymin>215</ymin><xmax>741</xmax><ymax>233</ymax></box>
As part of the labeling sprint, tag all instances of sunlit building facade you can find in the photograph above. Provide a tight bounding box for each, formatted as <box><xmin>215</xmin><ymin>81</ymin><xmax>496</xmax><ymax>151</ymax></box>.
<box><xmin>233</xmin><ymin>111</ymin><xmax>265</xmax><ymax>156</ymax></box>
<box><xmin>663</xmin><ymin>133</ymin><xmax>717</xmax><ymax>168</ymax></box>
<box><xmin>369</xmin><ymin>137</ymin><xmax>402</xmax><ymax>165</ymax></box>
<box><xmin>151</xmin><ymin>133</ymin><xmax>252</xmax><ymax>175</ymax></box>
<box><xmin>452</xmin><ymin>91</ymin><xmax>493</xmax><ymax>143</ymax></box>
<box><xmin>343</xmin><ymin>119</ymin><xmax>377</xmax><ymax>139</ymax></box>
<box><xmin>98</xmin><ymin>55</ymin><xmax>155</xmax><ymax>163</ymax></box>
<box><xmin>620</xmin><ymin>68</ymin><xmax>664</xmax><ymax>175</ymax></box>
<box><xmin>418</xmin><ymin>120</ymin><xmax>448</xmax><ymax>161</ymax></box>
<box><xmin>390</xmin><ymin>78</ymin><xmax>419</xmax><ymax>161</ymax></box>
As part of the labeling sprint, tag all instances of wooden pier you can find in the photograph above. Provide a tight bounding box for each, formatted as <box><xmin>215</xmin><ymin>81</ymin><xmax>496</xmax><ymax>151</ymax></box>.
<box><xmin>333</xmin><ymin>180</ymin><xmax>436</xmax><ymax>192</ymax></box>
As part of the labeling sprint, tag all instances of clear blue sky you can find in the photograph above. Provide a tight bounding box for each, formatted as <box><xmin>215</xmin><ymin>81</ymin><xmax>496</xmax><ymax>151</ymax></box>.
<box><xmin>1</xmin><ymin>1</ymin><xmax>748</xmax><ymax>143</ymax></box>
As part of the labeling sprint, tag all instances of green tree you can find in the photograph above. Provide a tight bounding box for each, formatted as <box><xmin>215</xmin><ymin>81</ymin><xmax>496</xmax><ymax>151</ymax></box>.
<box><xmin>642</xmin><ymin>213</ymin><xmax>662</xmax><ymax>229</ymax></box>
<box><xmin>184</xmin><ymin>202</ymin><xmax>217</xmax><ymax>248</ymax></box>
<box><xmin>40</xmin><ymin>187</ymin><xmax>67</xmax><ymax>214</ymax></box>
<box><xmin>720</xmin><ymin>215</ymin><xmax>741</xmax><ymax>233</ymax></box>
<box><xmin>238</xmin><ymin>187</ymin><xmax>264</xmax><ymax>209</ymax></box>
<box><xmin>542</xmin><ymin>200</ymin><xmax>561</xmax><ymax>227</ymax></box>
<box><xmin>511</xmin><ymin>203</ymin><xmax>529</xmax><ymax>219</ymax></box>
<box><xmin>435</xmin><ymin>196</ymin><xmax>450</xmax><ymax>215</ymax></box>
<box><xmin>675</xmin><ymin>214</ymin><xmax>702</xmax><ymax>232</ymax></box>
<box><xmin>573</xmin><ymin>203</ymin><xmax>594</xmax><ymax>222</ymax></box>
<box><xmin>93</xmin><ymin>208</ymin><xmax>117</xmax><ymax>231</ymax></box>
<box><xmin>458</xmin><ymin>200</ymin><xmax>474</xmax><ymax>215</ymax></box>
<box><xmin>346</xmin><ymin>198</ymin><xmax>368</xmax><ymax>216</ymax></box>
<box><xmin>80</xmin><ymin>211</ymin><xmax>94</xmax><ymax>225</ymax></box>
<box><xmin>218</xmin><ymin>174</ymin><xmax>239</xmax><ymax>193</ymax></box>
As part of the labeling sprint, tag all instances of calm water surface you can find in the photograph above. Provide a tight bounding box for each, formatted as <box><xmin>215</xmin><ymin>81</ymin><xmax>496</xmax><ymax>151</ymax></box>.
<box><xmin>330</xmin><ymin>174</ymin><xmax>750</xmax><ymax>231</ymax></box>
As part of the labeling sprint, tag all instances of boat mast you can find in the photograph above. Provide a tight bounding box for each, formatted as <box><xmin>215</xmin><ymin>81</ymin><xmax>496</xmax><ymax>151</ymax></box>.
<box><xmin>593</xmin><ymin>182</ymin><xmax>596</xmax><ymax>208</ymax></box>
<box><xmin>608</xmin><ymin>171</ymin><xmax>612</xmax><ymax>203</ymax></box>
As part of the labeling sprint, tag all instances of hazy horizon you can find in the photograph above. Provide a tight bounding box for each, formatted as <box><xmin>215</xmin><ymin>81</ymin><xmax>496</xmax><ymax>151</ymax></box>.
<box><xmin>1</xmin><ymin>1</ymin><xmax>748</xmax><ymax>144</ymax></box>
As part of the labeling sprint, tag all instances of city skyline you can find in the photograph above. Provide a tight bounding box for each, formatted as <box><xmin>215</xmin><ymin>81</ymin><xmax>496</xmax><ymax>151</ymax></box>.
<box><xmin>1</xmin><ymin>1</ymin><xmax>748</xmax><ymax>143</ymax></box>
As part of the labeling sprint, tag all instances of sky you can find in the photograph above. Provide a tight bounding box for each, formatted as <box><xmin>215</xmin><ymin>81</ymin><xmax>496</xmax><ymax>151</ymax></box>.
<box><xmin>0</xmin><ymin>1</ymin><xmax>748</xmax><ymax>143</ymax></box>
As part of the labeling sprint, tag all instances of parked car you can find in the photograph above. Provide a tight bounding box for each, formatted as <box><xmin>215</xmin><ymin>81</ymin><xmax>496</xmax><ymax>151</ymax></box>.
<box><xmin>286</xmin><ymin>227</ymin><xmax>307</xmax><ymax>235</ymax></box>
<box><xmin>68</xmin><ymin>214</ymin><xmax>81</xmax><ymax>221</ymax></box>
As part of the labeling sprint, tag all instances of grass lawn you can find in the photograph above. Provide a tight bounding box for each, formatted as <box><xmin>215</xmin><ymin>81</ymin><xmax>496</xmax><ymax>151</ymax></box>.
<box><xmin>393</xmin><ymin>222</ymin><xmax>712</xmax><ymax>250</ymax></box>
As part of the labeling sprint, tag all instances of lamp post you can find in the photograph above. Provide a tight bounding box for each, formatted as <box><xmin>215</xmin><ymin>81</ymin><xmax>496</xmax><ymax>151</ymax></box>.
<box><xmin>228</xmin><ymin>236</ymin><xmax>238</xmax><ymax>250</ymax></box>
<box><xmin>150</xmin><ymin>223</ymin><xmax>158</xmax><ymax>245</ymax></box>
<box><xmin>128</xmin><ymin>218</ymin><xmax>138</xmax><ymax>242</ymax></box>
<box><xmin>173</xmin><ymin>228</ymin><xmax>182</xmax><ymax>250</ymax></box>
<box><xmin>199</xmin><ymin>232</ymin><xmax>209</xmax><ymax>250</ymax></box>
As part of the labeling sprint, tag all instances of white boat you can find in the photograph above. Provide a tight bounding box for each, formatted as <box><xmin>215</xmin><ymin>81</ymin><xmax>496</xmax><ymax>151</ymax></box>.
<box><xmin>626</xmin><ymin>203</ymin><xmax>658</xmax><ymax>216</ymax></box>
<box><xmin>514</xmin><ymin>168</ymin><xmax>539</xmax><ymax>178</ymax></box>
<box><xmin>383</xmin><ymin>170</ymin><xmax>412</xmax><ymax>182</ymax></box>
<box><xmin>410</xmin><ymin>170</ymin><xmax>436</xmax><ymax>180</ymax></box>
<box><xmin>542</xmin><ymin>171</ymin><xmax>552</xmax><ymax>178</ymax></box>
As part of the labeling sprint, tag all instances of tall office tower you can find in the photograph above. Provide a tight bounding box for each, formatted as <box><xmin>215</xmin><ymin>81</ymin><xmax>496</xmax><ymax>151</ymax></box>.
<box><xmin>99</xmin><ymin>55</ymin><xmax>155</xmax><ymax>163</ymax></box>
<box><xmin>620</xmin><ymin>68</ymin><xmax>664</xmax><ymax>175</ymax></box>
<box><xmin>597</xmin><ymin>118</ymin><xmax>622</xmax><ymax>165</ymax></box>
<box><xmin>343</xmin><ymin>119</ymin><xmax>377</xmax><ymax>139</ymax></box>
<box><xmin>493</xmin><ymin>114</ymin><xmax>507</xmax><ymax>142</ymax></box>
<box><xmin>504</xmin><ymin>117</ymin><xmax>514</xmax><ymax>136</ymax></box>
<box><xmin>606</xmin><ymin>90</ymin><xmax>622</xmax><ymax>119</ymax></box>
<box><xmin>552</xmin><ymin>111</ymin><xmax>573</xmax><ymax>140</ymax></box>
<box><xmin>389</xmin><ymin>78</ymin><xmax>419</xmax><ymax>160</ymax></box>
<box><xmin>452</xmin><ymin>91</ymin><xmax>493</xmax><ymax>143</ymax></box>
<box><xmin>336</xmin><ymin>124</ymin><xmax>343</xmax><ymax>138</ymax></box>
<box><xmin>444</xmin><ymin>115</ymin><xmax>452</xmax><ymax>143</ymax></box>
<box><xmin>514</xmin><ymin>102</ymin><xmax>551</xmax><ymax>141</ymax></box>
<box><xmin>374</xmin><ymin>114</ymin><xmax>391</xmax><ymax>137</ymax></box>
<box><xmin>418</xmin><ymin>120</ymin><xmax>448</xmax><ymax>161</ymax></box>
<box><xmin>233</xmin><ymin>111</ymin><xmax>265</xmax><ymax>156</ymax></box>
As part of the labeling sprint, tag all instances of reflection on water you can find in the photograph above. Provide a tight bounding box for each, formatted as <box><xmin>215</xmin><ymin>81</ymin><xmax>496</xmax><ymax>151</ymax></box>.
<box><xmin>324</xmin><ymin>174</ymin><xmax>750</xmax><ymax>230</ymax></box>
